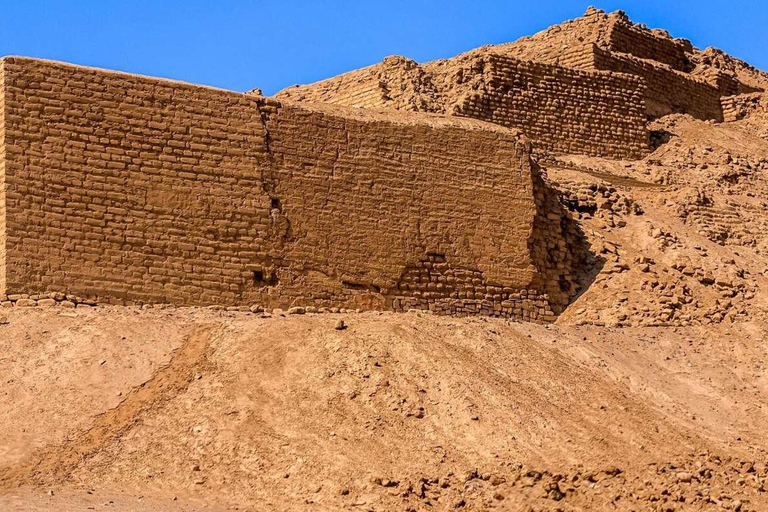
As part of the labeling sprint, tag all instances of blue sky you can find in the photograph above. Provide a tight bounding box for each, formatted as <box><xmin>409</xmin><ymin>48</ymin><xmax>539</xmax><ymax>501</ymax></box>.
<box><xmin>1</xmin><ymin>1</ymin><xmax>765</xmax><ymax>95</ymax></box>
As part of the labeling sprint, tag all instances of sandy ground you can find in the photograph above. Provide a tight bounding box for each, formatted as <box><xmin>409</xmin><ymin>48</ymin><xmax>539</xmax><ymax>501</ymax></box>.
<box><xmin>0</xmin><ymin>307</ymin><xmax>766</xmax><ymax>510</ymax></box>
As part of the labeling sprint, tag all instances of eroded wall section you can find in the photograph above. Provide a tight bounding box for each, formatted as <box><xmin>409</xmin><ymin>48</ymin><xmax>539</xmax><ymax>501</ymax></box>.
<box><xmin>0</xmin><ymin>57</ymin><xmax>564</xmax><ymax>320</ymax></box>
<box><xmin>278</xmin><ymin>54</ymin><xmax>650</xmax><ymax>160</ymax></box>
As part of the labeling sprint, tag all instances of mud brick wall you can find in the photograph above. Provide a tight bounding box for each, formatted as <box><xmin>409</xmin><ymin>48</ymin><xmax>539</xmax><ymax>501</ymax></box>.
<box><xmin>279</xmin><ymin>53</ymin><xmax>650</xmax><ymax>160</ymax></box>
<box><xmin>606</xmin><ymin>18</ymin><xmax>693</xmax><ymax>72</ymax></box>
<box><xmin>277</xmin><ymin>64</ymin><xmax>391</xmax><ymax>109</ymax></box>
<box><xmin>0</xmin><ymin>57</ymin><xmax>569</xmax><ymax>320</ymax></box>
<box><xmin>455</xmin><ymin>54</ymin><xmax>649</xmax><ymax>159</ymax></box>
<box><xmin>0</xmin><ymin>57</ymin><xmax>270</xmax><ymax>306</ymax></box>
<box><xmin>721</xmin><ymin>93</ymin><xmax>768</xmax><ymax>122</ymax></box>
<box><xmin>542</xmin><ymin>44</ymin><xmax>599</xmax><ymax>70</ymax></box>
<box><xmin>0</xmin><ymin>60</ymin><xmax>6</xmax><ymax>296</ymax></box>
<box><xmin>591</xmin><ymin>47</ymin><xmax>723</xmax><ymax>121</ymax></box>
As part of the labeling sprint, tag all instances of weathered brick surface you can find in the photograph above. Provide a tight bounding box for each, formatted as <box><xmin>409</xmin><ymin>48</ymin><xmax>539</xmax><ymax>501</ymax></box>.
<box><xmin>0</xmin><ymin>59</ymin><xmax>6</xmax><ymax>296</ymax></box>
<box><xmin>451</xmin><ymin>54</ymin><xmax>648</xmax><ymax>159</ymax></box>
<box><xmin>495</xmin><ymin>8</ymin><xmax>763</xmax><ymax>122</ymax></box>
<box><xmin>0</xmin><ymin>57</ymin><xmax>569</xmax><ymax>320</ymax></box>
<box><xmin>605</xmin><ymin>15</ymin><xmax>693</xmax><ymax>72</ymax></box>
<box><xmin>278</xmin><ymin>53</ymin><xmax>649</xmax><ymax>160</ymax></box>
<box><xmin>590</xmin><ymin>46</ymin><xmax>724</xmax><ymax>121</ymax></box>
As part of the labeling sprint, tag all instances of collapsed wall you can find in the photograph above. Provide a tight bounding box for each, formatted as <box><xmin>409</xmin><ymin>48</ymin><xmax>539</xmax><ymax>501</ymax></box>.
<box><xmin>721</xmin><ymin>92</ymin><xmax>768</xmax><ymax>122</ymax></box>
<box><xmin>0</xmin><ymin>57</ymin><xmax>575</xmax><ymax>321</ymax></box>
<box><xmin>277</xmin><ymin>53</ymin><xmax>650</xmax><ymax>160</ymax></box>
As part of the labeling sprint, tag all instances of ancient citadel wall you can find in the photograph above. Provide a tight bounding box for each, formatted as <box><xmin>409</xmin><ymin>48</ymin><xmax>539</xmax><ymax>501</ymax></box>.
<box><xmin>496</xmin><ymin>9</ymin><xmax>764</xmax><ymax>122</ymax></box>
<box><xmin>278</xmin><ymin>54</ymin><xmax>650</xmax><ymax>160</ymax></box>
<box><xmin>453</xmin><ymin>54</ymin><xmax>648</xmax><ymax>159</ymax></box>
<box><xmin>522</xmin><ymin>43</ymin><xmax>724</xmax><ymax>121</ymax></box>
<box><xmin>0</xmin><ymin>57</ymin><xmax>567</xmax><ymax>321</ymax></box>
<box><xmin>591</xmin><ymin>46</ymin><xmax>724</xmax><ymax>121</ymax></box>
<box><xmin>0</xmin><ymin>60</ymin><xmax>6</xmax><ymax>296</ymax></box>
<box><xmin>605</xmin><ymin>16</ymin><xmax>693</xmax><ymax>72</ymax></box>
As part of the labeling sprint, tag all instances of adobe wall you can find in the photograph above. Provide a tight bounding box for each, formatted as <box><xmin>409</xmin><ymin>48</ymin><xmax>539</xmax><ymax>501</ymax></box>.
<box><xmin>278</xmin><ymin>53</ymin><xmax>650</xmax><ymax>160</ymax></box>
<box><xmin>605</xmin><ymin>16</ymin><xmax>693</xmax><ymax>72</ymax></box>
<box><xmin>452</xmin><ymin>54</ymin><xmax>648</xmax><ymax>159</ymax></box>
<box><xmin>0</xmin><ymin>57</ymin><xmax>567</xmax><ymax>321</ymax></box>
<box><xmin>0</xmin><ymin>60</ymin><xmax>6</xmax><ymax>296</ymax></box>
<box><xmin>590</xmin><ymin>46</ymin><xmax>724</xmax><ymax>121</ymax></box>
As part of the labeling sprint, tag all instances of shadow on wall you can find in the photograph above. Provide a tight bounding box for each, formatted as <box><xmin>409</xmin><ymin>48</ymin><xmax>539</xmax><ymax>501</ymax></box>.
<box><xmin>528</xmin><ymin>164</ymin><xmax>606</xmax><ymax>315</ymax></box>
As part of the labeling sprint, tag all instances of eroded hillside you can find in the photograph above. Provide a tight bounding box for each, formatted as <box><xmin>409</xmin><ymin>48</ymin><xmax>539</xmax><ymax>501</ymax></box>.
<box><xmin>1</xmin><ymin>308</ymin><xmax>768</xmax><ymax>511</ymax></box>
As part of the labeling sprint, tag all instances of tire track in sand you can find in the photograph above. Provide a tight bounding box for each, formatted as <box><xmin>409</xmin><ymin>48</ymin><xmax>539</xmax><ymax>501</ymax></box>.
<box><xmin>0</xmin><ymin>324</ymin><xmax>220</xmax><ymax>487</ymax></box>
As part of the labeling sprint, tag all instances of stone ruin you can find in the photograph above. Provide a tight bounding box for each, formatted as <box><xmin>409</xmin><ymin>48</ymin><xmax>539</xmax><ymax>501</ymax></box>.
<box><xmin>0</xmin><ymin>57</ymin><xmax>578</xmax><ymax>322</ymax></box>
<box><xmin>278</xmin><ymin>8</ymin><xmax>764</xmax><ymax>157</ymax></box>
<box><xmin>0</xmin><ymin>8</ymin><xmax>764</xmax><ymax>322</ymax></box>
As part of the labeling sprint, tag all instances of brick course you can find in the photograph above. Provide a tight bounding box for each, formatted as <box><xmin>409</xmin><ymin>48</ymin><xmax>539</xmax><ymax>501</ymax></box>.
<box><xmin>278</xmin><ymin>53</ymin><xmax>650</xmax><ymax>160</ymax></box>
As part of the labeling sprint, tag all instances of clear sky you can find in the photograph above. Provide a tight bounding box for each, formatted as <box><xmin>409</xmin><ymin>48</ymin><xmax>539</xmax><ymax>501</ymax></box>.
<box><xmin>1</xmin><ymin>1</ymin><xmax>765</xmax><ymax>95</ymax></box>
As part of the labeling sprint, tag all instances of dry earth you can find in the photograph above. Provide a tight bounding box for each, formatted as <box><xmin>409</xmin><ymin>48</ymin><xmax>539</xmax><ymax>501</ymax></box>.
<box><xmin>1</xmin><ymin>303</ymin><xmax>767</xmax><ymax>511</ymax></box>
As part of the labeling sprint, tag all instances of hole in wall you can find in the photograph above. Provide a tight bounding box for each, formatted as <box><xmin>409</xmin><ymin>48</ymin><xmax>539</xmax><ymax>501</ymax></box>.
<box><xmin>426</xmin><ymin>253</ymin><xmax>446</xmax><ymax>263</ymax></box>
<box><xmin>253</xmin><ymin>269</ymin><xmax>278</xmax><ymax>287</ymax></box>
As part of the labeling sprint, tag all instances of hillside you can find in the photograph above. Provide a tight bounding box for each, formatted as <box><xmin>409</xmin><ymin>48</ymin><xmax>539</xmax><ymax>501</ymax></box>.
<box><xmin>1</xmin><ymin>308</ymin><xmax>768</xmax><ymax>511</ymax></box>
<box><xmin>4</xmin><ymin>7</ymin><xmax>768</xmax><ymax>512</ymax></box>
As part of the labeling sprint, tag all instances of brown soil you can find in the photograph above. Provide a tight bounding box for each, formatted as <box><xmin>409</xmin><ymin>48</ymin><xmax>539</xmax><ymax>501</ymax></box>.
<box><xmin>1</xmin><ymin>306</ymin><xmax>767</xmax><ymax>510</ymax></box>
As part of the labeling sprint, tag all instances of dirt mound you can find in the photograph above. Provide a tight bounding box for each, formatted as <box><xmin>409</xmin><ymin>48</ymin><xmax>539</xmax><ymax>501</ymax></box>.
<box><xmin>544</xmin><ymin>114</ymin><xmax>768</xmax><ymax>328</ymax></box>
<box><xmin>1</xmin><ymin>308</ymin><xmax>768</xmax><ymax>510</ymax></box>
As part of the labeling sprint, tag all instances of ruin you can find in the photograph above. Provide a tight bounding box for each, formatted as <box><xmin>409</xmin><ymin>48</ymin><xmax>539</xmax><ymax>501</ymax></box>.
<box><xmin>279</xmin><ymin>8</ymin><xmax>764</xmax><ymax>155</ymax></box>
<box><xmin>2</xmin><ymin>8</ymin><xmax>766</xmax><ymax>322</ymax></box>
<box><xmin>0</xmin><ymin>56</ymin><xmax>577</xmax><ymax>321</ymax></box>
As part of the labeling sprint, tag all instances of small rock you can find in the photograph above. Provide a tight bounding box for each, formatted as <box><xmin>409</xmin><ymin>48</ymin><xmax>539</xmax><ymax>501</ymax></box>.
<box><xmin>15</xmin><ymin>299</ymin><xmax>37</xmax><ymax>307</ymax></box>
<box><xmin>335</xmin><ymin>319</ymin><xmax>347</xmax><ymax>330</ymax></box>
<box><xmin>0</xmin><ymin>315</ymin><xmax>8</xmax><ymax>325</ymax></box>
<box><xmin>287</xmin><ymin>306</ymin><xmax>306</xmax><ymax>315</ymax></box>
<box><xmin>59</xmin><ymin>301</ymin><xmax>76</xmax><ymax>308</ymax></box>
<box><xmin>37</xmin><ymin>298</ymin><xmax>56</xmax><ymax>307</ymax></box>
<box><xmin>676</xmin><ymin>471</ymin><xmax>692</xmax><ymax>483</ymax></box>
<box><xmin>249</xmin><ymin>304</ymin><xmax>264</xmax><ymax>313</ymax></box>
